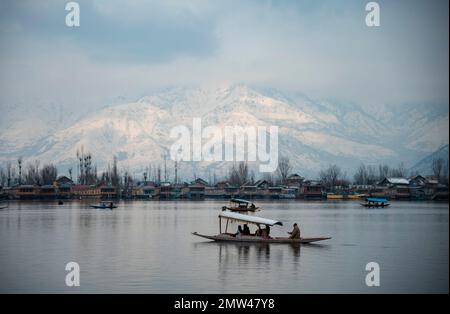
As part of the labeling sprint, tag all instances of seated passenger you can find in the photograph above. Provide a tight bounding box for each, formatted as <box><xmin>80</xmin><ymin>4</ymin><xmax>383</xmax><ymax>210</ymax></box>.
<box><xmin>243</xmin><ymin>224</ymin><xmax>251</xmax><ymax>235</ymax></box>
<box><xmin>265</xmin><ymin>225</ymin><xmax>271</xmax><ymax>239</ymax></box>
<box><xmin>255</xmin><ymin>225</ymin><xmax>263</xmax><ymax>237</ymax></box>
<box><xmin>235</xmin><ymin>225</ymin><xmax>243</xmax><ymax>237</ymax></box>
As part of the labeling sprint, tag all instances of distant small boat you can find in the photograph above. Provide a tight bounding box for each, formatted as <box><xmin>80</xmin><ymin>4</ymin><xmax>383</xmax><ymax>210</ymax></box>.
<box><xmin>361</xmin><ymin>198</ymin><xmax>390</xmax><ymax>208</ymax></box>
<box><xmin>0</xmin><ymin>205</ymin><xmax>8</xmax><ymax>209</ymax></box>
<box><xmin>222</xmin><ymin>198</ymin><xmax>259</xmax><ymax>212</ymax></box>
<box><xmin>347</xmin><ymin>194</ymin><xmax>365</xmax><ymax>200</ymax></box>
<box><xmin>327</xmin><ymin>193</ymin><xmax>343</xmax><ymax>200</ymax></box>
<box><xmin>90</xmin><ymin>202</ymin><xmax>117</xmax><ymax>209</ymax></box>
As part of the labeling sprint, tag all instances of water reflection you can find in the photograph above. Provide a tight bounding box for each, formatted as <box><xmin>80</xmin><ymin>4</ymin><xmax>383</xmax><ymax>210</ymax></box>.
<box><xmin>0</xmin><ymin>200</ymin><xmax>447</xmax><ymax>293</ymax></box>
<box><xmin>194</xmin><ymin>241</ymin><xmax>303</xmax><ymax>267</ymax></box>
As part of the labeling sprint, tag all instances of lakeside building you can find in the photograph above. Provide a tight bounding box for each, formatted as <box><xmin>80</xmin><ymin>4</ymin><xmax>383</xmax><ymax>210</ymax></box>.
<box><xmin>100</xmin><ymin>185</ymin><xmax>118</xmax><ymax>199</ymax></box>
<box><xmin>378</xmin><ymin>177</ymin><xmax>411</xmax><ymax>199</ymax></box>
<box><xmin>186</xmin><ymin>183</ymin><xmax>206</xmax><ymax>199</ymax></box>
<box><xmin>159</xmin><ymin>182</ymin><xmax>173</xmax><ymax>199</ymax></box>
<box><xmin>132</xmin><ymin>182</ymin><xmax>157</xmax><ymax>199</ymax></box>
<box><xmin>286</xmin><ymin>174</ymin><xmax>305</xmax><ymax>187</ymax></box>
<box><xmin>39</xmin><ymin>185</ymin><xmax>57</xmax><ymax>199</ymax></box>
<box><xmin>1</xmin><ymin>172</ymin><xmax>447</xmax><ymax>201</ymax></box>
<box><xmin>299</xmin><ymin>181</ymin><xmax>325</xmax><ymax>199</ymax></box>
<box><xmin>16</xmin><ymin>185</ymin><xmax>40</xmax><ymax>200</ymax></box>
<box><xmin>72</xmin><ymin>184</ymin><xmax>101</xmax><ymax>198</ymax></box>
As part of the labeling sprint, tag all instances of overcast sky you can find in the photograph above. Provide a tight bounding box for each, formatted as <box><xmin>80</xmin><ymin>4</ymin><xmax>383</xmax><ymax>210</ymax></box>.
<box><xmin>0</xmin><ymin>0</ymin><xmax>448</xmax><ymax>109</ymax></box>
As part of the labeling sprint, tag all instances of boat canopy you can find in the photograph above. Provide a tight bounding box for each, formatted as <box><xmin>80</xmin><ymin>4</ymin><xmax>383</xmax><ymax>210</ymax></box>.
<box><xmin>219</xmin><ymin>211</ymin><xmax>282</xmax><ymax>226</ymax></box>
<box><xmin>230</xmin><ymin>198</ymin><xmax>252</xmax><ymax>204</ymax></box>
<box><xmin>366</xmin><ymin>198</ymin><xmax>388</xmax><ymax>203</ymax></box>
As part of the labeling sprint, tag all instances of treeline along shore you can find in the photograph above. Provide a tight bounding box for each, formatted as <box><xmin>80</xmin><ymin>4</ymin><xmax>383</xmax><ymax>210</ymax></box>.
<box><xmin>0</xmin><ymin>152</ymin><xmax>448</xmax><ymax>202</ymax></box>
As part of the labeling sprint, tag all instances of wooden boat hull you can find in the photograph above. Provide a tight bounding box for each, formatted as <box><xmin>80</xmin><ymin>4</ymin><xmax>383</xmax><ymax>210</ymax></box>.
<box><xmin>90</xmin><ymin>205</ymin><xmax>117</xmax><ymax>209</ymax></box>
<box><xmin>192</xmin><ymin>232</ymin><xmax>331</xmax><ymax>244</ymax></box>
<box><xmin>360</xmin><ymin>203</ymin><xmax>390</xmax><ymax>208</ymax></box>
<box><xmin>224</xmin><ymin>207</ymin><xmax>259</xmax><ymax>212</ymax></box>
<box><xmin>327</xmin><ymin>195</ymin><xmax>343</xmax><ymax>200</ymax></box>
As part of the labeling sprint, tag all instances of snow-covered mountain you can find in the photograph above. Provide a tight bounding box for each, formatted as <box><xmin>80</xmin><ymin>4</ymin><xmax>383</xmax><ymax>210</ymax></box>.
<box><xmin>409</xmin><ymin>145</ymin><xmax>449</xmax><ymax>176</ymax></box>
<box><xmin>0</xmin><ymin>85</ymin><xmax>448</xmax><ymax>179</ymax></box>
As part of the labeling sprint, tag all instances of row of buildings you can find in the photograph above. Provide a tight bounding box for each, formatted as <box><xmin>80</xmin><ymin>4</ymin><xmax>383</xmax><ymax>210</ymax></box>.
<box><xmin>0</xmin><ymin>174</ymin><xmax>448</xmax><ymax>201</ymax></box>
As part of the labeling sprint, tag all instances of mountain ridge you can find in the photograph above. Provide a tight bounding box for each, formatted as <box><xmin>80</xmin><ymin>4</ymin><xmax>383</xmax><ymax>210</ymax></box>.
<box><xmin>0</xmin><ymin>85</ymin><xmax>448</xmax><ymax>179</ymax></box>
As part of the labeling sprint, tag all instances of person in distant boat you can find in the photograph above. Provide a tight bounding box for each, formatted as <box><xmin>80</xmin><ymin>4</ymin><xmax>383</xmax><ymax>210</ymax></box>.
<box><xmin>288</xmin><ymin>223</ymin><xmax>301</xmax><ymax>239</ymax></box>
<box><xmin>235</xmin><ymin>225</ymin><xmax>243</xmax><ymax>237</ymax></box>
<box><xmin>255</xmin><ymin>225</ymin><xmax>263</xmax><ymax>236</ymax></box>
<box><xmin>265</xmin><ymin>225</ymin><xmax>271</xmax><ymax>238</ymax></box>
<box><xmin>243</xmin><ymin>224</ymin><xmax>251</xmax><ymax>235</ymax></box>
<box><xmin>250</xmin><ymin>203</ymin><xmax>256</xmax><ymax>210</ymax></box>
<box><xmin>260</xmin><ymin>227</ymin><xmax>266</xmax><ymax>238</ymax></box>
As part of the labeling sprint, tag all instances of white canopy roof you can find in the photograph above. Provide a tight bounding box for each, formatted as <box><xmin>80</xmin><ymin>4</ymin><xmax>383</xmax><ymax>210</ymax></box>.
<box><xmin>386</xmin><ymin>177</ymin><xmax>410</xmax><ymax>185</ymax></box>
<box><xmin>219</xmin><ymin>211</ymin><xmax>283</xmax><ymax>226</ymax></box>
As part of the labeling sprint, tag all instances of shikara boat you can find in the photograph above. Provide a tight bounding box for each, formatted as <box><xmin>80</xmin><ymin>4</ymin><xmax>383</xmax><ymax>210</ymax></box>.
<box><xmin>192</xmin><ymin>211</ymin><xmax>331</xmax><ymax>244</ymax></box>
<box><xmin>89</xmin><ymin>201</ymin><xmax>117</xmax><ymax>209</ymax></box>
<box><xmin>347</xmin><ymin>193</ymin><xmax>365</xmax><ymax>200</ymax></box>
<box><xmin>361</xmin><ymin>198</ymin><xmax>390</xmax><ymax>208</ymax></box>
<box><xmin>327</xmin><ymin>193</ymin><xmax>343</xmax><ymax>200</ymax></box>
<box><xmin>222</xmin><ymin>198</ymin><xmax>259</xmax><ymax>212</ymax></box>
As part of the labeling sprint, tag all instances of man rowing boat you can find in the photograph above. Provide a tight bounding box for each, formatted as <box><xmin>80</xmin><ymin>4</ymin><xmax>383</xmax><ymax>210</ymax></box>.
<box><xmin>288</xmin><ymin>223</ymin><xmax>301</xmax><ymax>239</ymax></box>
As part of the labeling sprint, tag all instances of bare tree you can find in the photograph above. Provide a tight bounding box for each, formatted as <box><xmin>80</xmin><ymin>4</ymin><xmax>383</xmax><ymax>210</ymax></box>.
<box><xmin>444</xmin><ymin>160</ymin><xmax>449</xmax><ymax>184</ymax></box>
<box><xmin>432</xmin><ymin>158</ymin><xmax>445</xmax><ymax>183</ymax></box>
<box><xmin>227</xmin><ymin>162</ymin><xmax>248</xmax><ymax>186</ymax></box>
<box><xmin>122</xmin><ymin>170</ymin><xmax>133</xmax><ymax>197</ymax></box>
<box><xmin>76</xmin><ymin>148</ymin><xmax>96</xmax><ymax>185</ymax></box>
<box><xmin>143</xmin><ymin>171</ymin><xmax>148</xmax><ymax>184</ymax></box>
<box><xmin>354</xmin><ymin>163</ymin><xmax>368</xmax><ymax>185</ymax></box>
<box><xmin>378</xmin><ymin>164</ymin><xmax>390</xmax><ymax>180</ymax></box>
<box><xmin>112</xmin><ymin>156</ymin><xmax>119</xmax><ymax>186</ymax></box>
<box><xmin>366</xmin><ymin>165</ymin><xmax>377</xmax><ymax>185</ymax></box>
<box><xmin>319</xmin><ymin>164</ymin><xmax>342</xmax><ymax>189</ymax></box>
<box><xmin>390</xmin><ymin>162</ymin><xmax>407</xmax><ymax>177</ymax></box>
<box><xmin>24</xmin><ymin>160</ymin><xmax>40</xmax><ymax>185</ymax></box>
<box><xmin>6</xmin><ymin>161</ymin><xmax>12</xmax><ymax>187</ymax></box>
<box><xmin>157</xmin><ymin>164</ymin><xmax>161</xmax><ymax>183</ymax></box>
<box><xmin>40</xmin><ymin>164</ymin><xmax>58</xmax><ymax>185</ymax></box>
<box><xmin>0</xmin><ymin>166</ymin><xmax>7</xmax><ymax>186</ymax></box>
<box><xmin>238</xmin><ymin>162</ymin><xmax>249</xmax><ymax>185</ymax></box>
<box><xmin>277</xmin><ymin>156</ymin><xmax>292</xmax><ymax>185</ymax></box>
<box><xmin>262</xmin><ymin>172</ymin><xmax>274</xmax><ymax>186</ymax></box>
<box><xmin>18</xmin><ymin>157</ymin><xmax>22</xmax><ymax>185</ymax></box>
<box><xmin>249</xmin><ymin>170</ymin><xmax>255</xmax><ymax>184</ymax></box>
<box><xmin>228</xmin><ymin>163</ymin><xmax>239</xmax><ymax>185</ymax></box>
<box><xmin>174</xmin><ymin>160</ymin><xmax>178</xmax><ymax>184</ymax></box>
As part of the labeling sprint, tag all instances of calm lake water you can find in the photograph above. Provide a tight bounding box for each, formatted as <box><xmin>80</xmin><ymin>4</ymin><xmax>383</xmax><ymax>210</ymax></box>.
<box><xmin>0</xmin><ymin>200</ymin><xmax>448</xmax><ymax>293</ymax></box>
